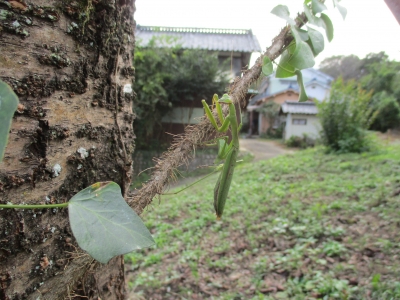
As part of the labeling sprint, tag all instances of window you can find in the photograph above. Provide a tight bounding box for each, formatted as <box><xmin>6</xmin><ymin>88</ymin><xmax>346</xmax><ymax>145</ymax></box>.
<box><xmin>292</xmin><ymin>118</ymin><xmax>307</xmax><ymax>125</ymax></box>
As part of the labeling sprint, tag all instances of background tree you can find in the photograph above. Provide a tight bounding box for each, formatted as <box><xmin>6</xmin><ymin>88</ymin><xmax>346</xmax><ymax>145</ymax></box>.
<box><xmin>319</xmin><ymin>52</ymin><xmax>400</xmax><ymax>131</ymax></box>
<box><xmin>319</xmin><ymin>54</ymin><xmax>362</xmax><ymax>80</ymax></box>
<box><xmin>134</xmin><ymin>37</ymin><xmax>230</xmax><ymax>149</ymax></box>
<box><xmin>0</xmin><ymin>0</ymin><xmax>135</xmax><ymax>298</ymax></box>
<box><xmin>318</xmin><ymin>78</ymin><xmax>377</xmax><ymax>153</ymax></box>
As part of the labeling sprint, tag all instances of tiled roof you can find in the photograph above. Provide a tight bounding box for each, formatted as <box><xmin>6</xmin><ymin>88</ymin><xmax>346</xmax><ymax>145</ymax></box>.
<box><xmin>281</xmin><ymin>101</ymin><xmax>318</xmax><ymax>115</ymax></box>
<box><xmin>249</xmin><ymin>68</ymin><xmax>333</xmax><ymax>105</ymax></box>
<box><xmin>136</xmin><ymin>25</ymin><xmax>262</xmax><ymax>53</ymax></box>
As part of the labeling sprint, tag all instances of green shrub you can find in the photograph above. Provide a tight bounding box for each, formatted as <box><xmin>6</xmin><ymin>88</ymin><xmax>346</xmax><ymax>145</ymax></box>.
<box><xmin>285</xmin><ymin>134</ymin><xmax>315</xmax><ymax>149</ymax></box>
<box><xmin>318</xmin><ymin>78</ymin><xmax>377</xmax><ymax>153</ymax></box>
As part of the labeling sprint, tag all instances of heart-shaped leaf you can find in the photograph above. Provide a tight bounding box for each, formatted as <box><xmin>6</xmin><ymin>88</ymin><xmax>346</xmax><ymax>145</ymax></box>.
<box><xmin>0</xmin><ymin>80</ymin><xmax>19</xmax><ymax>161</ymax></box>
<box><xmin>271</xmin><ymin>5</ymin><xmax>295</xmax><ymax>26</ymax></box>
<box><xmin>289</xmin><ymin>28</ymin><xmax>315</xmax><ymax>70</ymax></box>
<box><xmin>262</xmin><ymin>57</ymin><xmax>273</xmax><ymax>76</ymax></box>
<box><xmin>296</xmin><ymin>70</ymin><xmax>309</xmax><ymax>102</ymax></box>
<box><xmin>307</xmin><ymin>26</ymin><xmax>324</xmax><ymax>56</ymax></box>
<box><xmin>321</xmin><ymin>13</ymin><xmax>334</xmax><ymax>42</ymax></box>
<box><xmin>312</xmin><ymin>0</ymin><xmax>327</xmax><ymax>14</ymax></box>
<box><xmin>69</xmin><ymin>182</ymin><xmax>155</xmax><ymax>264</ymax></box>
<box><xmin>276</xmin><ymin>44</ymin><xmax>296</xmax><ymax>78</ymax></box>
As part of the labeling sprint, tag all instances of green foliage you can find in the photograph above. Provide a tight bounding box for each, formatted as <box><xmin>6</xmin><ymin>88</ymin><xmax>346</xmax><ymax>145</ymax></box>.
<box><xmin>262</xmin><ymin>57</ymin><xmax>273</xmax><ymax>76</ymax></box>
<box><xmin>125</xmin><ymin>145</ymin><xmax>400</xmax><ymax>298</ymax></box>
<box><xmin>264</xmin><ymin>1</ymin><xmax>344</xmax><ymax>102</ymax></box>
<box><xmin>285</xmin><ymin>134</ymin><xmax>315</xmax><ymax>149</ymax></box>
<box><xmin>0</xmin><ymin>80</ymin><xmax>19</xmax><ymax>161</ymax></box>
<box><xmin>369</xmin><ymin>91</ymin><xmax>400</xmax><ymax>132</ymax></box>
<box><xmin>69</xmin><ymin>182</ymin><xmax>155</xmax><ymax>264</ymax></box>
<box><xmin>359</xmin><ymin>53</ymin><xmax>400</xmax><ymax>131</ymax></box>
<box><xmin>319</xmin><ymin>52</ymin><xmax>400</xmax><ymax>132</ymax></box>
<box><xmin>318</xmin><ymin>78</ymin><xmax>377</xmax><ymax>153</ymax></box>
<box><xmin>134</xmin><ymin>36</ymin><xmax>229</xmax><ymax>149</ymax></box>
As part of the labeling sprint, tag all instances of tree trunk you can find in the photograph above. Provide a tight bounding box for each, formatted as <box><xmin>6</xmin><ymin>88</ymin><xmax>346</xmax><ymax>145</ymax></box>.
<box><xmin>0</xmin><ymin>0</ymin><xmax>136</xmax><ymax>298</ymax></box>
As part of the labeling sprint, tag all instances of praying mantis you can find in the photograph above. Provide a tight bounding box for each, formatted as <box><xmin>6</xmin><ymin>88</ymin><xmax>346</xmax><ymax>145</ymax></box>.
<box><xmin>163</xmin><ymin>93</ymin><xmax>241</xmax><ymax>219</ymax></box>
<box><xmin>201</xmin><ymin>93</ymin><xmax>241</xmax><ymax>219</ymax></box>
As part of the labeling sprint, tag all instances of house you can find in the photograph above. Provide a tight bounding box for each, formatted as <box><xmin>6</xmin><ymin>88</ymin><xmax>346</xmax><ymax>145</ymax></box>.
<box><xmin>279</xmin><ymin>101</ymin><xmax>319</xmax><ymax>140</ymax></box>
<box><xmin>135</xmin><ymin>25</ymin><xmax>262</xmax><ymax>135</ymax></box>
<box><xmin>247</xmin><ymin>68</ymin><xmax>333</xmax><ymax>138</ymax></box>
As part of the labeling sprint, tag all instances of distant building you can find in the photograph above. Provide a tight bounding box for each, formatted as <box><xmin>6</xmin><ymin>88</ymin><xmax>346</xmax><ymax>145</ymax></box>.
<box><xmin>247</xmin><ymin>68</ymin><xmax>333</xmax><ymax>139</ymax></box>
<box><xmin>136</xmin><ymin>25</ymin><xmax>261</xmax><ymax>135</ymax></box>
<box><xmin>279</xmin><ymin>101</ymin><xmax>320</xmax><ymax>141</ymax></box>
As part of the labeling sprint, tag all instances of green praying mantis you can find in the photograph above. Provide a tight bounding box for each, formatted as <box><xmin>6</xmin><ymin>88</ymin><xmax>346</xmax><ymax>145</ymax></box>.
<box><xmin>163</xmin><ymin>93</ymin><xmax>241</xmax><ymax>219</ymax></box>
<box><xmin>201</xmin><ymin>93</ymin><xmax>242</xmax><ymax>219</ymax></box>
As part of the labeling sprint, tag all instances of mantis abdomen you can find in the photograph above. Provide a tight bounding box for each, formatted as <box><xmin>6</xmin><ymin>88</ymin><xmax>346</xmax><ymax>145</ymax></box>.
<box><xmin>214</xmin><ymin>146</ymin><xmax>238</xmax><ymax>219</ymax></box>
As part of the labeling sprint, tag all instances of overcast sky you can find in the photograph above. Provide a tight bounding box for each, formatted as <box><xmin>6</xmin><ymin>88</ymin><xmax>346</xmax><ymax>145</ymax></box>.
<box><xmin>134</xmin><ymin>0</ymin><xmax>400</xmax><ymax>68</ymax></box>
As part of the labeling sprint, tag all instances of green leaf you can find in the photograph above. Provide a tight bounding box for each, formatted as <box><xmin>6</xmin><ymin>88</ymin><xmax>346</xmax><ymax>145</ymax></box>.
<box><xmin>0</xmin><ymin>80</ymin><xmax>19</xmax><ymax>161</ymax></box>
<box><xmin>295</xmin><ymin>70</ymin><xmax>309</xmax><ymax>102</ymax></box>
<box><xmin>262</xmin><ymin>57</ymin><xmax>273</xmax><ymax>76</ymax></box>
<box><xmin>304</xmin><ymin>4</ymin><xmax>326</xmax><ymax>28</ymax></box>
<box><xmin>289</xmin><ymin>28</ymin><xmax>315</xmax><ymax>70</ymax></box>
<box><xmin>307</xmin><ymin>26</ymin><xmax>324</xmax><ymax>56</ymax></box>
<box><xmin>69</xmin><ymin>182</ymin><xmax>155</xmax><ymax>264</ymax></box>
<box><xmin>297</xmin><ymin>28</ymin><xmax>309</xmax><ymax>42</ymax></box>
<box><xmin>276</xmin><ymin>46</ymin><xmax>296</xmax><ymax>78</ymax></box>
<box><xmin>333</xmin><ymin>0</ymin><xmax>347</xmax><ymax>20</ymax></box>
<box><xmin>321</xmin><ymin>13</ymin><xmax>334</xmax><ymax>42</ymax></box>
<box><xmin>312</xmin><ymin>0</ymin><xmax>327</xmax><ymax>14</ymax></box>
<box><xmin>271</xmin><ymin>5</ymin><xmax>295</xmax><ymax>26</ymax></box>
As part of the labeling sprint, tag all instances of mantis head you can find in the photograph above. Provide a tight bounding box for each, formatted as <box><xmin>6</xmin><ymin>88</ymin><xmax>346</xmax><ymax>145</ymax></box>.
<box><xmin>218</xmin><ymin>94</ymin><xmax>232</xmax><ymax>104</ymax></box>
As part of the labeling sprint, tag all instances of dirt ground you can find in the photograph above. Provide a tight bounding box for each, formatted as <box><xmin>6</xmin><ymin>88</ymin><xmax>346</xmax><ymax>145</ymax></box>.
<box><xmin>239</xmin><ymin>137</ymin><xmax>293</xmax><ymax>161</ymax></box>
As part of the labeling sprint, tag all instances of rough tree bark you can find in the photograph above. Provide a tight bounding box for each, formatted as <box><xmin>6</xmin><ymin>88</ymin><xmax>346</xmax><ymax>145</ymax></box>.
<box><xmin>0</xmin><ymin>0</ymin><xmax>136</xmax><ymax>298</ymax></box>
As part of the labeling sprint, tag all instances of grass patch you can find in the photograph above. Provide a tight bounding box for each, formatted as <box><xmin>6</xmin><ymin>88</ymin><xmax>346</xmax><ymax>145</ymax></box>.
<box><xmin>126</xmin><ymin>144</ymin><xmax>400</xmax><ymax>299</ymax></box>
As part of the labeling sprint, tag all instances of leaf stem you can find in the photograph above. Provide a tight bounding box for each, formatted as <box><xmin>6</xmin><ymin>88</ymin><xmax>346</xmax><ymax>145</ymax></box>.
<box><xmin>0</xmin><ymin>202</ymin><xmax>69</xmax><ymax>209</ymax></box>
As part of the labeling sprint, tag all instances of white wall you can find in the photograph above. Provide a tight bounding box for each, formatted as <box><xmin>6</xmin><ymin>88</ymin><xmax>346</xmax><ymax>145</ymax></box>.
<box><xmin>306</xmin><ymin>84</ymin><xmax>329</xmax><ymax>101</ymax></box>
<box><xmin>161</xmin><ymin>107</ymin><xmax>204</xmax><ymax>124</ymax></box>
<box><xmin>284</xmin><ymin>114</ymin><xmax>320</xmax><ymax>140</ymax></box>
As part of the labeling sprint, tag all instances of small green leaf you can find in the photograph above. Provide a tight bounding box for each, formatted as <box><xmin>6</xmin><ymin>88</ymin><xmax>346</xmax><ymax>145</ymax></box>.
<box><xmin>297</xmin><ymin>28</ymin><xmax>309</xmax><ymax>42</ymax></box>
<box><xmin>69</xmin><ymin>182</ymin><xmax>155</xmax><ymax>264</ymax></box>
<box><xmin>271</xmin><ymin>5</ymin><xmax>295</xmax><ymax>26</ymax></box>
<box><xmin>295</xmin><ymin>70</ymin><xmax>309</xmax><ymax>102</ymax></box>
<box><xmin>312</xmin><ymin>0</ymin><xmax>327</xmax><ymax>14</ymax></box>
<box><xmin>321</xmin><ymin>13</ymin><xmax>334</xmax><ymax>42</ymax></box>
<box><xmin>276</xmin><ymin>47</ymin><xmax>296</xmax><ymax>78</ymax></box>
<box><xmin>304</xmin><ymin>4</ymin><xmax>326</xmax><ymax>28</ymax></box>
<box><xmin>0</xmin><ymin>80</ymin><xmax>19</xmax><ymax>161</ymax></box>
<box><xmin>289</xmin><ymin>28</ymin><xmax>315</xmax><ymax>70</ymax></box>
<box><xmin>333</xmin><ymin>0</ymin><xmax>347</xmax><ymax>20</ymax></box>
<box><xmin>307</xmin><ymin>26</ymin><xmax>324</xmax><ymax>56</ymax></box>
<box><xmin>262</xmin><ymin>57</ymin><xmax>273</xmax><ymax>76</ymax></box>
